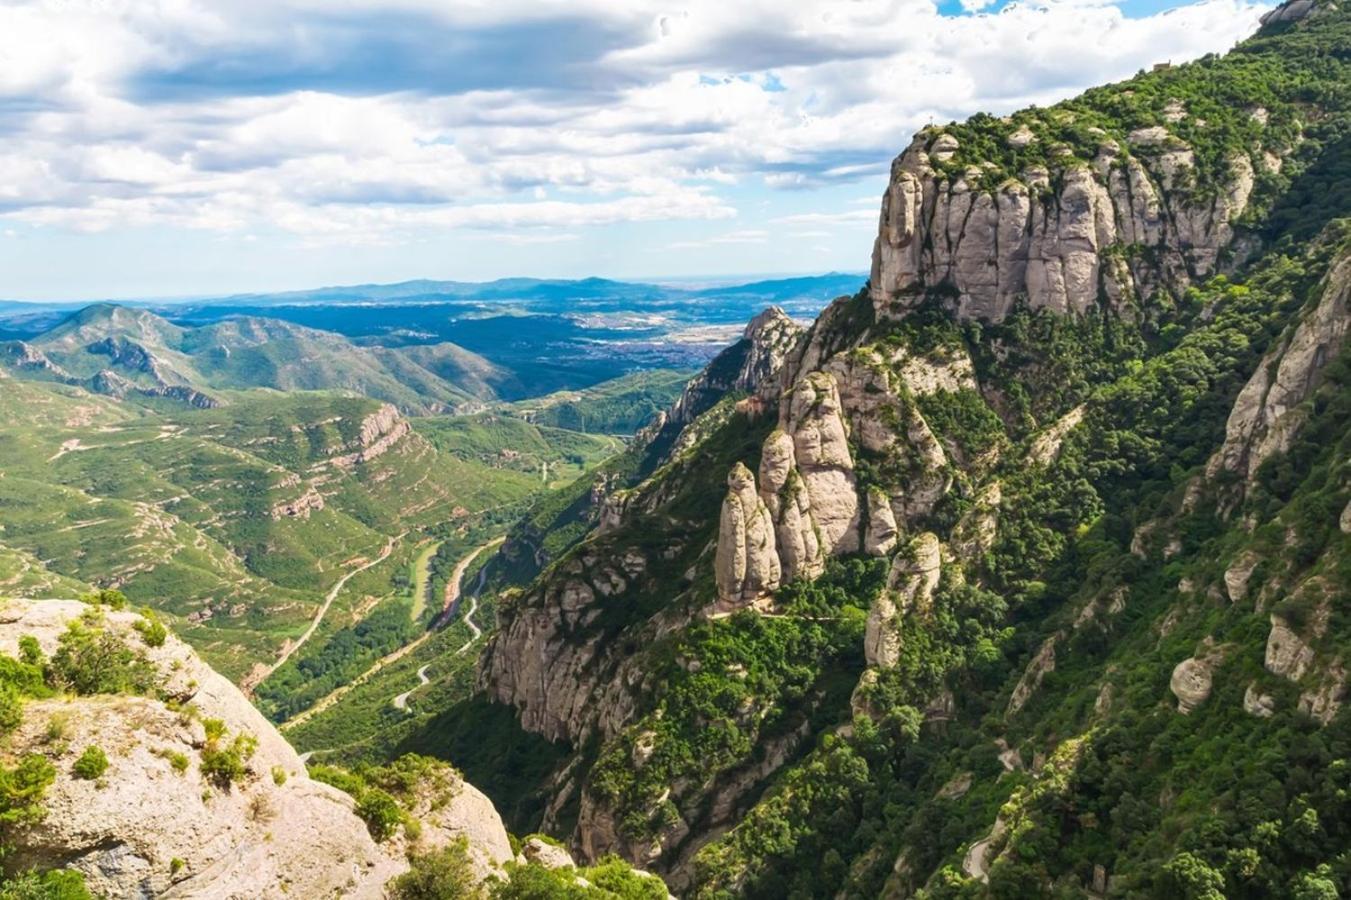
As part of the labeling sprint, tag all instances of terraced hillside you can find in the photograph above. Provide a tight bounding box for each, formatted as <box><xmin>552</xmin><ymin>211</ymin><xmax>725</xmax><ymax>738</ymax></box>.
<box><xmin>0</xmin><ymin>375</ymin><xmax>622</xmax><ymax>688</ymax></box>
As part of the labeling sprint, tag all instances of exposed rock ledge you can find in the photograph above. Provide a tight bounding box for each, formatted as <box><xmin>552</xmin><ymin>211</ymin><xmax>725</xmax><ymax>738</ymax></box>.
<box><xmin>0</xmin><ymin>599</ymin><xmax>512</xmax><ymax>898</ymax></box>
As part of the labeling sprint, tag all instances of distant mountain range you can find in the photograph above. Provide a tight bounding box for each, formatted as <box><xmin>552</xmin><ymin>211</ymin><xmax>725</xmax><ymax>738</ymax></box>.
<box><xmin>0</xmin><ymin>273</ymin><xmax>866</xmax><ymax>401</ymax></box>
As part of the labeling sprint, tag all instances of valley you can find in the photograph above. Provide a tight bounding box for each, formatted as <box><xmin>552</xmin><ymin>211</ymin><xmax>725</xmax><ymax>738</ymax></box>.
<box><xmin>0</xmin><ymin>1</ymin><xmax>1348</xmax><ymax>897</ymax></box>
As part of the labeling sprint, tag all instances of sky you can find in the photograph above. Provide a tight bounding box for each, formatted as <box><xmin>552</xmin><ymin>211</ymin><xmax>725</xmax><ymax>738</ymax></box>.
<box><xmin>0</xmin><ymin>0</ymin><xmax>1272</xmax><ymax>301</ymax></box>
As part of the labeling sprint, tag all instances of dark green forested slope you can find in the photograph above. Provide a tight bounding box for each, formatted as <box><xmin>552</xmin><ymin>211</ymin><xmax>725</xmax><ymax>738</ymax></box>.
<box><xmin>422</xmin><ymin>4</ymin><xmax>1351</xmax><ymax>899</ymax></box>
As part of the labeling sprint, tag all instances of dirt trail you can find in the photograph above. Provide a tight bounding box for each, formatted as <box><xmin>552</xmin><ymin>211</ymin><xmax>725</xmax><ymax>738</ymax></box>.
<box><xmin>244</xmin><ymin>532</ymin><xmax>403</xmax><ymax>695</ymax></box>
<box><xmin>282</xmin><ymin>536</ymin><xmax>503</xmax><ymax>729</ymax></box>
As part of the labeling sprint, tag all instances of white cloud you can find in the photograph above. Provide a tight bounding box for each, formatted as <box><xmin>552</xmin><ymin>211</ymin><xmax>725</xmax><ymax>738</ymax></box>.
<box><xmin>0</xmin><ymin>0</ymin><xmax>1272</xmax><ymax>243</ymax></box>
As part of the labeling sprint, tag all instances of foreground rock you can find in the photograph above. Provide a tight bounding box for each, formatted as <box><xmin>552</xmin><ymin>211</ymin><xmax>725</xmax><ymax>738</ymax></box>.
<box><xmin>0</xmin><ymin>599</ymin><xmax>511</xmax><ymax>898</ymax></box>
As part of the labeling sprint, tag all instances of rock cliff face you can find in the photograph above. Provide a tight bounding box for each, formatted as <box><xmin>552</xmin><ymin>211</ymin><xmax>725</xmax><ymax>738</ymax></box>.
<box><xmin>1207</xmin><ymin>252</ymin><xmax>1350</xmax><ymax>490</ymax></box>
<box><xmin>714</xmin><ymin>463</ymin><xmax>782</xmax><ymax>610</ymax></box>
<box><xmin>869</xmin><ymin>121</ymin><xmax>1261</xmax><ymax>322</ymax></box>
<box><xmin>0</xmin><ymin>599</ymin><xmax>512</xmax><ymax>898</ymax></box>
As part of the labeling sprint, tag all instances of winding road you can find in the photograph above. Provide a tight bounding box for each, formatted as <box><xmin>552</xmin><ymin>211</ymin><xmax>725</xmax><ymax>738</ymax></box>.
<box><xmin>282</xmin><ymin>536</ymin><xmax>503</xmax><ymax>732</ymax></box>
<box><xmin>244</xmin><ymin>532</ymin><xmax>403</xmax><ymax>695</ymax></box>
<box><xmin>392</xmin><ymin>664</ymin><xmax>431</xmax><ymax>711</ymax></box>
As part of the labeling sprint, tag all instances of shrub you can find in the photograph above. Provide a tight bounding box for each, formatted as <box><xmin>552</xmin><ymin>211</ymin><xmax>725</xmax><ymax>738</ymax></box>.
<box><xmin>390</xmin><ymin>837</ymin><xmax>481</xmax><ymax>900</ymax></box>
<box><xmin>0</xmin><ymin>684</ymin><xmax>23</xmax><ymax>736</ymax></box>
<box><xmin>356</xmin><ymin>788</ymin><xmax>405</xmax><ymax>842</ymax></box>
<box><xmin>155</xmin><ymin>749</ymin><xmax>189</xmax><ymax>775</ymax></box>
<box><xmin>49</xmin><ymin>614</ymin><xmax>155</xmax><ymax>696</ymax></box>
<box><xmin>72</xmin><ymin>747</ymin><xmax>108</xmax><ymax>781</ymax></box>
<box><xmin>133</xmin><ymin>613</ymin><xmax>167</xmax><ymax>649</ymax></box>
<box><xmin>17</xmin><ymin>637</ymin><xmax>42</xmax><ymax>667</ymax></box>
<box><xmin>79</xmin><ymin>590</ymin><xmax>127</xmax><ymax>610</ymax></box>
<box><xmin>271</xmin><ymin>766</ymin><xmax>287</xmax><ymax>786</ymax></box>
<box><xmin>43</xmin><ymin>714</ymin><xmax>67</xmax><ymax>744</ymax></box>
<box><xmin>169</xmin><ymin>859</ymin><xmax>185</xmax><ymax>876</ymax></box>
<box><xmin>0</xmin><ymin>754</ymin><xmax>57</xmax><ymax>827</ymax></box>
<box><xmin>200</xmin><ymin>734</ymin><xmax>256</xmax><ymax>788</ymax></box>
<box><xmin>0</xmin><ymin>868</ymin><xmax>93</xmax><ymax>899</ymax></box>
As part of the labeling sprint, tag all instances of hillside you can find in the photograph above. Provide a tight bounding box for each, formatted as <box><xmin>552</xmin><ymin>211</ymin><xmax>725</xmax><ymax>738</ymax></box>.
<box><xmin>0</xmin><ymin>374</ymin><xmax>621</xmax><ymax>692</ymax></box>
<box><xmin>376</xmin><ymin>3</ymin><xmax>1351</xmax><ymax>896</ymax></box>
<box><xmin>1</xmin><ymin>303</ymin><xmax>510</xmax><ymax>414</ymax></box>
<box><xmin>0</xmin><ymin>595</ymin><xmax>670</xmax><ymax>898</ymax></box>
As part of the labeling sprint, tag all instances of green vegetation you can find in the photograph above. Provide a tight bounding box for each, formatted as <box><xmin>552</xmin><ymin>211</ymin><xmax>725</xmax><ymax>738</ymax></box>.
<box><xmin>391</xmin><ymin>837</ymin><xmax>482</xmax><ymax>900</ymax></box>
<box><xmin>502</xmin><ymin>369</ymin><xmax>693</xmax><ymax>435</ymax></box>
<box><xmin>0</xmin><ymin>869</ymin><xmax>92</xmax><ymax>900</ymax></box>
<box><xmin>71</xmin><ymin>746</ymin><xmax>108</xmax><ymax>781</ymax></box>
<box><xmin>49</xmin><ymin>609</ymin><xmax>156</xmax><ymax>696</ymax></box>
<box><xmin>199</xmin><ymin>719</ymin><xmax>258</xmax><ymax>788</ymax></box>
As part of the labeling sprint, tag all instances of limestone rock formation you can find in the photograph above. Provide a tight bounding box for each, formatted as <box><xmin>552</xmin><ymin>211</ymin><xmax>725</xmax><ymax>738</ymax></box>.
<box><xmin>780</xmin><ymin>372</ymin><xmax>859</xmax><ymax>555</ymax></box>
<box><xmin>1007</xmin><ymin>637</ymin><xmax>1057</xmax><ymax>718</ymax></box>
<box><xmin>757</xmin><ymin>430</ymin><xmax>825</xmax><ymax>582</ymax></box>
<box><xmin>1244</xmin><ymin>681</ymin><xmax>1277</xmax><ymax>718</ymax></box>
<box><xmin>869</xmin><ymin>127</ymin><xmax>1263</xmax><ymax>322</ymax></box>
<box><xmin>0</xmin><ymin>599</ymin><xmax>512</xmax><ymax>899</ymax></box>
<box><xmin>1171</xmin><ymin>657</ymin><xmax>1215</xmax><ymax>714</ymax></box>
<box><xmin>864</xmin><ymin>533</ymin><xmax>943</xmax><ymax>668</ymax></box>
<box><xmin>651</xmin><ymin>305</ymin><xmax>804</xmax><ymax>455</ymax></box>
<box><xmin>1265</xmin><ymin>614</ymin><xmax>1317</xmax><ymax>682</ymax></box>
<box><xmin>1208</xmin><ymin>253</ymin><xmax>1350</xmax><ymax>488</ymax></box>
<box><xmin>715</xmin><ymin>463</ymin><xmax>782</xmax><ymax>609</ymax></box>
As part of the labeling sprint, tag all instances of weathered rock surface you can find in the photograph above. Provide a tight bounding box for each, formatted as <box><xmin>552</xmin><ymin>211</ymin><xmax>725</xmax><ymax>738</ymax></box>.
<box><xmin>870</xmin><ymin>128</ymin><xmax>1262</xmax><ymax>322</ymax></box>
<box><xmin>0</xmin><ymin>599</ymin><xmax>511</xmax><ymax>899</ymax></box>
<box><xmin>1171</xmin><ymin>657</ymin><xmax>1215</xmax><ymax>714</ymax></box>
<box><xmin>780</xmin><ymin>372</ymin><xmax>859</xmax><ymax>555</ymax></box>
<box><xmin>758</xmin><ymin>431</ymin><xmax>824</xmax><ymax>582</ymax></box>
<box><xmin>1265</xmin><ymin>614</ymin><xmax>1317</xmax><ymax>682</ymax></box>
<box><xmin>1209</xmin><ymin>253</ymin><xmax>1350</xmax><ymax>488</ymax></box>
<box><xmin>1007</xmin><ymin>637</ymin><xmax>1057</xmax><ymax>718</ymax></box>
<box><xmin>1243</xmin><ymin>681</ymin><xmax>1277</xmax><ymax>718</ymax></box>
<box><xmin>715</xmin><ymin>463</ymin><xmax>782</xmax><ymax>609</ymax></box>
<box><xmin>864</xmin><ymin>533</ymin><xmax>942</xmax><ymax>668</ymax></box>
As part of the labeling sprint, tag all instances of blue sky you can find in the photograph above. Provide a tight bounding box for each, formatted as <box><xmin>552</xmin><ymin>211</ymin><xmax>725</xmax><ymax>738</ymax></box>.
<box><xmin>0</xmin><ymin>0</ymin><xmax>1269</xmax><ymax>301</ymax></box>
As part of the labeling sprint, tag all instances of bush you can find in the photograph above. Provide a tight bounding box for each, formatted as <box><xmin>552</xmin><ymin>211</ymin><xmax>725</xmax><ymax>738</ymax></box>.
<box><xmin>72</xmin><ymin>747</ymin><xmax>108</xmax><ymax>781</ymax></box>
<box><xmin>133</xmin><ymin>614</ymin><xmax>167</xmax><ymax>649</ymax></box>
<box><xmin>199</xmin><ymin>723</ymin><xmax>257</xmax><ymax>788</ymax></box>
<box><xmin>356</xmin><ymin>788</ymin><xmax>405</xmax><ymax>842</ymax></box>
<box><xmin>271</xmin><ymin>766</ymin><xmax>287</xmax><ymax>786</ymax></box>
<box><xmin>0</xmin><ymin>868</ymin><xmax>92</xmax><ymax>899</ymax></box>
<box><xmin>0</xmin><ymin>754</ymin><xmax>57</xmax><ymax>827</ymax></box>
<box><xmin>0</xmin><ymin>685</ymin><xmax>23</xmax><ymax>736</ymax></box>
<box><xmin>390</xmin><ymin>838</ymin><xmax>482</xmax><ymax>900</ymax></box>
<box><xmin>49</xmin><ymin>614</ymin><xmax>155</xmax><ymax>696</ymax></box>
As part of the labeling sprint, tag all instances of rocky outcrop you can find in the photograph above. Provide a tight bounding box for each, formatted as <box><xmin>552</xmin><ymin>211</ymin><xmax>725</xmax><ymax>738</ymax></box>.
<box><xmin>715</xmin><ymin>463</ymin><xmax>782</xmax><ymax>609</ymax></box>
<box><xmin>1171</xmin><ymin>650</ymin><xmax>1218</xmax><ymax>714</ymax></box>
<box><xmin>757</xmin><ymin>431</ymin><xmax>825</xmax><ymax>582</ymax></box>
<box><xmin>780</xmin><ymin>372</ymin><xmax>859</xmax><ymax>555</ymax></box>
<box><xmin>479</xmin><ymin>546</ymin><xmax>651</xmax><ymax>744</ymax></box>
<box><xmin>864</xmin><ymin>533</ymin><xmax>943</xmax><ymax>669</ymax></box>
<box><xmin>1243</xmin><ymin>681</ymin><xmax>1277</xmax><ymax>718</ymax></box>
<box><xmin>1265</xmin><ymin>614</ymin><xmax>1317</xmax><ymax>682</ymax></box>
<box><xmin>1208</xmin><ymin>252</ymin><xmax>1350</xmax><ymax>489</ymax></box>
<box><xmin>0</xmin><ymin>599</ymin><xmax>512</xmax><ymax>898</ymax></box>
<box><xmin>319</xmin><ymin>404</ymin><xmax>412</xmax><ymax>470</ymax></box>
<box><xmin>870</xmin><ymin>125</ymin><xmax>1261</xmax><ymax>322</ymax></box>
<box><xmin>1007</xmin><ymin>636</ymin><xmax>1057</xmax><ymax>718</ymax></box>
<box><xmin>1260</xmin><ymin>0</ymin><xmax>1319</xmax><ymax>26</ymax></box>
<box><xmin>646</xmin><ymin>306</ymin><xmax>804</xmax><ymax>459</ymax></box>
<box><xmin>270</xmin><ymin>485</ymin><xmax>326</xmax><ymax>520</ymax></box>
<box><xmin>951</xmin><ymin>482</ymin><xmax>1002</xmax><ymax>561</ymax></box>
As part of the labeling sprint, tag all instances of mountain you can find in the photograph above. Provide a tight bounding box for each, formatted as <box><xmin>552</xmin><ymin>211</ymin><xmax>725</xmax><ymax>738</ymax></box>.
<box><xmin>0</xmin><ymin>303</ymin><xmax>514</xmax><ymax>414</ymax></box>
<box><xmin>0</xmin><ymin>595</ymin><xmax>669</xmax><ymax>897</ymax></box>
<box><xmin>343</xmin><ymin>3</ymin><xmax>1351</xmax><ymax>896</ymax></box>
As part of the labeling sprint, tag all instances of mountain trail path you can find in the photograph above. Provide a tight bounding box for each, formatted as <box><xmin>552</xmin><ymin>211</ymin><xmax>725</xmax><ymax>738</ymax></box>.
<box><xmin>244</xmin><ymin>532</ymin><xmax>403</xmax><ymax>696</ymax></box>
<box><xmin>282</xmin><ymin>535</ymin><xmax>503</xmax><ymax>733</ymax></box>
